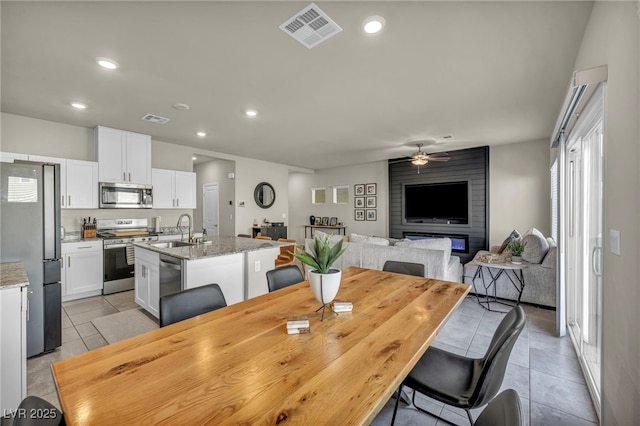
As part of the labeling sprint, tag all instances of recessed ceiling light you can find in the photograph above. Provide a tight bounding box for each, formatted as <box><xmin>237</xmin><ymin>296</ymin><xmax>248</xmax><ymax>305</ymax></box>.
<box><xmin>245</xmin><ymin>109</ymin><xmax>258</xmax><ymax>117</ymax></box>
<box><xmin>173</xmin><ymin>103</ymin><xmax>190</xmax><ymax>111</ymax></box>
<box><xmin>363</xmin><ymin>16</ymin><xmax>385</xmax><ymax>34</ymax></box>
<box><xmin>70</xmin><ymin>102</ymin><xmax>87</xmax><ymax>110</ymax></box>
<box><xmin>96</xmin><ymin>58</ymin><xmax>119</xmax><ymax>70</ymax></box>
<box><xmin>196</xmin><ymin>132</ymin><xmax>206</xmax><ymax>137</ymax></box>
<box><xmin>192</xmin><ymin>156</ymin><xmax>197</xmax><ymax>161</ymax></box>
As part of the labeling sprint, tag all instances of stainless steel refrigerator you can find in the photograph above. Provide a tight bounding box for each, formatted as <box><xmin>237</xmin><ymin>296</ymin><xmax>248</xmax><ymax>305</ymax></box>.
<box><xmin>0</xmin><ymin>161</ymin><xmax>62</xmax><ymax>357</ymax></box>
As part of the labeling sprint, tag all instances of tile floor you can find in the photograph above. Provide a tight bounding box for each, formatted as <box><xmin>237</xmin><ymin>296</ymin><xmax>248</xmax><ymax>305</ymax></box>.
<box><xmin>28</xmin><ymin>292</ymin><xmax>598</xmax><ymax>425</ymax></box>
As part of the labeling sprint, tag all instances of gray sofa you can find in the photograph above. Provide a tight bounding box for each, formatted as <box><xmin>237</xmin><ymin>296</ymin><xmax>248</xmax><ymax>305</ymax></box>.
<box><xmin>463</xmin><ymin>229</ymin><xmax>557</xmax><ymax>308</ymax></box>
<box><xmin>305</xmin><ymin>235</ymin><xmax>463</xmax><ymax>282</ymax></box>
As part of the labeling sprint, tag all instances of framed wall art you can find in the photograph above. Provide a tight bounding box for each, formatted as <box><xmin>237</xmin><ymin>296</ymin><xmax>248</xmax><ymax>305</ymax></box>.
<box><xmin>366</xmin><ymin>196</ymin><xmax>376</xmax><ymax>208</ymax></box>
<box><xmin>354</xmin><ymin>184</ymin><xmax>365</xmax><ymax>196</ymax></box>
<box><xmin>355</xmin><ymin>209</ymin><xmax>365</xmax><ymax>221</ymax></box>
<box><xmin>354</xmin><ymin>196</ymin><xmax>365</xmax><ymax>208</ymax></box>
<box><xmin>366</xmin><ymin>183</ymin><xmax>377</xmax><ymax>195</ymax></box>
<box><xmin>366</xmin><ymin>209</ymin><xmax>377</xmax><ymax>221</ymax></box>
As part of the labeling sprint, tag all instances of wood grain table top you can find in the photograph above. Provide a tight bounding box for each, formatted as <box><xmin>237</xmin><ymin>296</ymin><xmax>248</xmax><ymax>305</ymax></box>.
<box><xmin>52</xmin><ymin>267</ymin><xmax>470</xmax><ymax>425</ymax></box>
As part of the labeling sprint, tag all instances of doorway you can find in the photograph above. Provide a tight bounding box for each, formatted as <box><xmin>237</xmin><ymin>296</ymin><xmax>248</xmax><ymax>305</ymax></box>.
<box><xmin>564</xmin><ymin>83</ymin><xmax>605</xmax><ymax>413</ymax></box>
<box><xmin>203</xmin><ymin>182</ymin><xmax>219</xmax><ymax>236</ymax></box>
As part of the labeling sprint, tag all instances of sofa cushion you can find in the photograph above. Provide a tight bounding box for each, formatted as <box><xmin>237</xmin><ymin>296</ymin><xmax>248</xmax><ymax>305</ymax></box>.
<box><xmin>497</xmin><ymin>229</ymin><xmax>521</xmax><ymax>254</ymax></box>
<box><xmin>349</xmin><ymin>233</ymin><xmax>389</xmax><ymax>246</ymax></box>
<box><xmin>522</xmin><ymin>228</ymin><xmax>550</xmax><ymax>264</ymax></box>
<box><xmin>395</xmin><ymin>238</ymin><xmax>452</xmax><ymax>265</ymax></box>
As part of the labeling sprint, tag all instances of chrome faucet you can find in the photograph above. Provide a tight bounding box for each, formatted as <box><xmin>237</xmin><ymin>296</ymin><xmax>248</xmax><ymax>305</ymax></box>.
<box><xmin>177</xmin><ymin>213</ymin><xmax>193</xmax><ymax>242</ymax></box>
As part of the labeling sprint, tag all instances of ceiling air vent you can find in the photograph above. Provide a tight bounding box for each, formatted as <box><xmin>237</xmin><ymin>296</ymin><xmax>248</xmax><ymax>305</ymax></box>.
<box><xmin>279</xmin><ymin>3</ymin><xmax>342</xmax><ymax>49</ymax></box>
<box><xmin>141</xmin><ymin>114</ymin><xmax>170</xmax><ymax>124</ymax></box>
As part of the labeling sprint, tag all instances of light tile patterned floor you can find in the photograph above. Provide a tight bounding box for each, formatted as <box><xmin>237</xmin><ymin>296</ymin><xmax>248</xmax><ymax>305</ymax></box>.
<box><xmin>28</xmin><ymin>293</ymin><xmax>598</xmax><ymax>425</ymax></box>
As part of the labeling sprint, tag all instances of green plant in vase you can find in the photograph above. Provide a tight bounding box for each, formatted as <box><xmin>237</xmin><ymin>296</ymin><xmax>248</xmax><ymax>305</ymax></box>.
<box><xmin>293</xmin><ymin>235</ymin><xmax>347</xmax><ymax>320</ymax></box>
<box><xmin>508</xmin><ymin>239</ymin><xmax>526</xmax><ymax>264</ymax></box>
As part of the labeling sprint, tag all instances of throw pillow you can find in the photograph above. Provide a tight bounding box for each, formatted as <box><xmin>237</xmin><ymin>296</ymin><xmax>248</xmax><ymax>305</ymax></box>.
<box><xmin>349</xmin><ymin>233</ymin><xmax>389</xmax><ymax>246</ymax></box>
<box><xmin>522</xmin><ymin>228</ymin><xmax>550</xmax><ymax>264</ymax></box>
<box><xmin>497</xmin><ymin>229</ymin><xmax>521</xmax><ymax>254</ymax></box>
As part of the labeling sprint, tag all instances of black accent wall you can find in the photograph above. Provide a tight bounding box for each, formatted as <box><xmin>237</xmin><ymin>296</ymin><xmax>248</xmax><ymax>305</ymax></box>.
<box><xmin>388</xmin><ymin>146</ymin><xmax>489</xmax><ymax>264</ymax></box>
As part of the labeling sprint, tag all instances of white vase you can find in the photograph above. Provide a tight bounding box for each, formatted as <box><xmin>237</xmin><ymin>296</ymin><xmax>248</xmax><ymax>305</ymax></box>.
<box><xmin>511</xmin><ymin>255</ymin><xmax>522</xmax><ymax>264</ymax></box>
<box><xmin>308</xmin><ymin>269</ymin><xmax>342</xmax><ymax>305</ymax></box>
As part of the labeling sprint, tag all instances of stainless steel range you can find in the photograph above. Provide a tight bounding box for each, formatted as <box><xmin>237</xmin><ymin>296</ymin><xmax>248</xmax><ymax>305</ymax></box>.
<box><xmin>97</xmin><ymin>218</ymin><xmax>158</xmax><ymax>294</ymax></box>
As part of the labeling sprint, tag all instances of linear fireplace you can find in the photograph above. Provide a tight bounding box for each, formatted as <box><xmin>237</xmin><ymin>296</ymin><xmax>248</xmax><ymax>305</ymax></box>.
<box><xmin>403</xmin><ymin>232</ymin><xmax>469</xmax><ymax>253</ymax></box>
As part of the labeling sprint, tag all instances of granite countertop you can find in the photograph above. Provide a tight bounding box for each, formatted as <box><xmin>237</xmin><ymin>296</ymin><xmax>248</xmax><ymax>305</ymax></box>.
<box><xmin>134</xmin><ymin>236</ymin><xmax>292</xmax><ymax>261</ymax></box>
<box><xmin>0</xmin><ymin>262</ymin><xmax>30</xmax><ymax>289</ymax></box>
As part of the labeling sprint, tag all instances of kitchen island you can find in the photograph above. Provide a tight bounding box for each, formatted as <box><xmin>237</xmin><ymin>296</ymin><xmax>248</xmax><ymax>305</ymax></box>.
<box><xmin>133</xmin><ymin>236</ymin><xmax>294</xmax><ymax>317</ymax></box>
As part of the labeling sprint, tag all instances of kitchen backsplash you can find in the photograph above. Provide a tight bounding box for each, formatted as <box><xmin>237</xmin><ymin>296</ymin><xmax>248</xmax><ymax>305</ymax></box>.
<box><xmin>61</xmin><ymin>209</ymin><xmax>194</xmax><ymax>232</ymax></box>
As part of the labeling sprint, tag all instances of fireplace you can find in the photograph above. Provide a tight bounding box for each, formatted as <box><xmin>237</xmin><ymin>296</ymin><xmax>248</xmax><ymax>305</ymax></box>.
<box><xmin>403</xmin><ymin>232</ymin><xmax>469</xmax><ymax>253</ymax></box>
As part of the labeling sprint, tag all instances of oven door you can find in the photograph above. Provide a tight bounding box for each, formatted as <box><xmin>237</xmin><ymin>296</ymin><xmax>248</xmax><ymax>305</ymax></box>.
<box><xmin>103</xmin><ymin>244</ymin><xmax>135</xmax><ymax>294</ymax></box>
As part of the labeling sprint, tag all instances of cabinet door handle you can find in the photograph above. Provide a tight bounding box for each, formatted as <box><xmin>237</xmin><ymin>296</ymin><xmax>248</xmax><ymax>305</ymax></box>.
<box><xmin>176</xmin><ymin>198</ymin><xmax>179</xmax><ymax>207</ymax></box>
<box><xmin>61</xmin><ymin>195</ymin><xmax>65</xmax><ymax>207</ymax></box>
<box><xmin>77</xmin><ymin>246</ymin><xmax>93</xmax><ymax>249</ymax></box>
<box><xmin>68</xmin><ymin>195</ymin><xmax>71</xmax><ymax>206</ymax></box>
<box><xmin>124</xmin><ymin>172</ymin><xmax>127</xmax><ymax>182</ymax></box>
<box><xmin>128</xmin><ymin>172</ymin><xmax>131</xmax><ymax>182</ymax></box>
<box><xmin>68</xmin><ymin>257</ymin><xmax>71</xmax><ymax>268</ymax></box>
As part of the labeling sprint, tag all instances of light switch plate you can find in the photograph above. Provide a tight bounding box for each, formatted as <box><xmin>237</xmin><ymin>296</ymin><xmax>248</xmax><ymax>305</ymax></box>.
<box><xmin>609</xmin><ymin>229</ymin><xmax>621</xmax><ymax>255</ymax></box>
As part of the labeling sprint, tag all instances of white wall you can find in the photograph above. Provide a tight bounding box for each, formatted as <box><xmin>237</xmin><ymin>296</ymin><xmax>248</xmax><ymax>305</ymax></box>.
<box><xmin>193</xmin><ymin>159</ymin><xmax>236</xmax><ymax>236</ymax></box>
<box><xmin>234</xmin><ymin>158</ymin><xmax>291</xmax><ymax>236</ymax></box>
<box><xmin>489</xmin><ymin>139</ymin><xmax>551</xmax><ymax>245</ymax></box>
<box><xmin>571</xmin><ymin>2</ymin><xmax>640</xmax><ymax>424</ymax></box>
<box><xmin>288</xmin><ymin>161</ymin><xmax>388</xmax><ymax>242</ymax></box>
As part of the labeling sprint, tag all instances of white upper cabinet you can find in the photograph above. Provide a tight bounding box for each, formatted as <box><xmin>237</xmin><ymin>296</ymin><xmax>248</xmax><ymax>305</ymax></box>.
<box><xmin>152</xmin><ymin>168</ymin><xmax>196</xmax><ymax>209</ymax></box>
<box><xmin>94</xmin><ymin>126</ymin><xmax>152</xmax><ymax>185</ymax></box>
<box><xmin>27</xmin><ymin>155</ymin><xmax>98</xmax><ymax>209</ymax></box>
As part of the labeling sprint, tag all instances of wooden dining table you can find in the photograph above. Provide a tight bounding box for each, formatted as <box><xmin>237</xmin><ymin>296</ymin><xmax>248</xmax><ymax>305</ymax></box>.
<box><xmin>52</xmin><ymin>267</ymin><xmax>470</xmax><ymax>425</ymax></box>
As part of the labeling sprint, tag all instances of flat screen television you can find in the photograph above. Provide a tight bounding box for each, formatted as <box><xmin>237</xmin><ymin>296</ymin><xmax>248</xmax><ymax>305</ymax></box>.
<box><xmin>403</xmin><ymin>181</ymin><xmax>470</xmax><ymax>224</ymax></box>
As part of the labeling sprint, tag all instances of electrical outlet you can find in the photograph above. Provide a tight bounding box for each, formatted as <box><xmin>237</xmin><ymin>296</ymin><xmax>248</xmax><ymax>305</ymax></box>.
<box><xmin>254</xmin><ymin>260</ymin><xmax>261</xmax><ymax>272</ymax></box>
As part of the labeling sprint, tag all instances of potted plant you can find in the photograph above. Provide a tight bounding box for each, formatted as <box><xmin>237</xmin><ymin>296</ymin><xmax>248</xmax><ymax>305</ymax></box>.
<box><xmin>508</xmin><ymin>239</ymin><xmax>526</xmax><ymax>264</ymax></box>
<box><xmin>293</xmin><ymin>235</ymin><xmax>347</xmax><ymax>312</ymax></box>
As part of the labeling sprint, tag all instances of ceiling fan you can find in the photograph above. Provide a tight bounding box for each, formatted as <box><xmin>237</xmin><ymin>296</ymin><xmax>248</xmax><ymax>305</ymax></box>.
<box><xmin>390</xmin><ymin>143</ymin><xmax>450</xmax><ymax>174</ymax></box>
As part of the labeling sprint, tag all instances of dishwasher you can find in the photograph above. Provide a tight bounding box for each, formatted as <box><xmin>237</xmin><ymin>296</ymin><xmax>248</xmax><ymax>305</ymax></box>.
<box><xmin>159</xmin><ymin>254</ymin><xmax>183</xmax><ymax>297</ymax></box>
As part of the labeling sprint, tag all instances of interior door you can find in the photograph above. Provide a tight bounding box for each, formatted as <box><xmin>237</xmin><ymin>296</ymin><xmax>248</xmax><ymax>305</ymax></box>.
<box><xmin>203</xmin><ymin>182</ymin><xmax>219</xmax><ymax>236</ymax></box>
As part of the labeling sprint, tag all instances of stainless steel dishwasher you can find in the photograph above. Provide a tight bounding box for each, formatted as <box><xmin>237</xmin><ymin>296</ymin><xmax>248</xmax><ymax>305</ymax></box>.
<box><xmin>159</xmin><ymin>254</ymin><xmax>183</xmax><ymax>297</ymax></box>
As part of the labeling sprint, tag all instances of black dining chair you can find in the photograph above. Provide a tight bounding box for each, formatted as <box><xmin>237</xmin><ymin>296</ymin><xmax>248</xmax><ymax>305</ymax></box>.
<box><xmin>382</xmin><ymin>260</ymin><xmax>425</xmax><ymax>277</ymax></box>
<box><xmin>9</xmin><ymin>396</ymin><xmax>64</xmax><ymax>426</ymax></box>
<box><xmin>474</xmin><ymin>389</ymin><xmax>524</xmax><ymax>426</ymax></box>
<box><xmin>391</xmin><ymin>305</ymin><xmax>526</xmax><ymax>425</ymax></box>
<box><xmin>266</xmin><ymin>265</ymin><xmax>304</xmax><ymax>292</ymax></box>
<box><xmin>159</xmin><ymin>283</ymin><xmax>227</xmax><ymax>327</ymax></box>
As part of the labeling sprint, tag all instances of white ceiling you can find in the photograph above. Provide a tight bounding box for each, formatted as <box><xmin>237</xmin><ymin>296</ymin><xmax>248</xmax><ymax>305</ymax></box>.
<box><xmin>1</xmin><ymin>1</ymin><xmax>593</xmax><ymax>170</ymax></box>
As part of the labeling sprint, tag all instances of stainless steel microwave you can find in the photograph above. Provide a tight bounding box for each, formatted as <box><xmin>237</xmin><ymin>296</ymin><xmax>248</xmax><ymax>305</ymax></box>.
<box><xmin>99</xmin><ymin>182</ymin><xmax>153</xmax><ymax>209</ymax></box>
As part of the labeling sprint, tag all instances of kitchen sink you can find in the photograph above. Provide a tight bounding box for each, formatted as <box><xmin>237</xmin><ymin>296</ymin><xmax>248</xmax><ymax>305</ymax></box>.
<box><xmin>151</xmin><ymin>241</ymin><xmax>194</xmax><ymax>249</ymax></box>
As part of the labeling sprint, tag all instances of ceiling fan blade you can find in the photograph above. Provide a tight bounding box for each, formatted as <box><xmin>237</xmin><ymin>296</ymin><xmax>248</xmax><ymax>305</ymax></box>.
<box><xmin>388</xmin><ymin>157</ymin><xmax>412</xmax><ymax>164</ymax></box>
<box><xmin>427</xmin><ymin>157</ymin><xmax>450</xmax><ymax>162</ymax></box>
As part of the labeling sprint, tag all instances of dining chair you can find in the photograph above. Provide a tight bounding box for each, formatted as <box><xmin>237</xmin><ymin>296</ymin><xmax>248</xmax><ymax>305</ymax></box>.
<box><xmin>382</xmin><ymin>260</ymin><xmax>425</xmax><ymax>277</ymax></box>
<box><xmin>10</xmin><ymin>396</ymin><xmax>64</xmax><ymax>426</ymax></box>
<box><xmin>255</xmin><ymin>233</ymin><xmax>272</xmax><ymax>240</ymax></box>
<box><xmin>237</xmin><ymin>234</ymin><xmax>252</xmax><ymax>238</ymax></box>
<box><xmin>474</xmin><ymin>389</ymin><xmax>524</xmax><ymax>426</ymax></box>
<box><xmin>159</xmin><ymin>283</ymin><xmax>227</xmax><ymax>327</ymax></box>
<box><xmin>266</xmin><ymin>265</ymin><xmax>304</xmax><ymax>292</ymax></box>
<box><xmin>391</xmin><ymin>305</ymin><xmax>526</xmax><ymax>425</ymax></box>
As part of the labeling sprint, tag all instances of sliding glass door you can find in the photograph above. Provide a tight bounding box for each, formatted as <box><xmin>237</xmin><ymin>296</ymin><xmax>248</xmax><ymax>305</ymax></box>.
<box><xmin>564</xmin><ymin>84</ymin><xmax>604</xmax><ymax>410</ymax></box>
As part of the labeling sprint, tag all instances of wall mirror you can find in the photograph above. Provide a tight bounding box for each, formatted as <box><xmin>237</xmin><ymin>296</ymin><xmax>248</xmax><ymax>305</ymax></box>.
<box><xmin>312</xmin><ymin>187</ymin><xmax>326</xmax><ymax>204</ymax></box>
<box><xmin>333</xmin><ymin>185</ymin><xmax>349</xmax><ymax>204</ymax></box>
<box><xmin>254</xmin><ymin>182</ymin><xmax>275</xmax><ymax>209</ymax></box>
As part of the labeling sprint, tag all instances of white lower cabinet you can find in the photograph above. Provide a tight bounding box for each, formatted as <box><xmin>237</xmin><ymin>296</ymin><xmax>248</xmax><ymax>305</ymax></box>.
<box><xmin>184</xmin><ymin>253</ymin><xmax>244</xmax><ymax>305</ymax></box>
<box><xmin>61</xmin><ymin>241</ymin><xmax>103</xmax><ymax>302</ymax></box>
<box><xmin>134</xmin><ymin>247</ymin><xmax>159</xmax><ymax>318</ymax></box>
<box><xmin>0</xmin><ymin>284</ymin><xmax>27</xmax><ymax>413</ymax></box>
